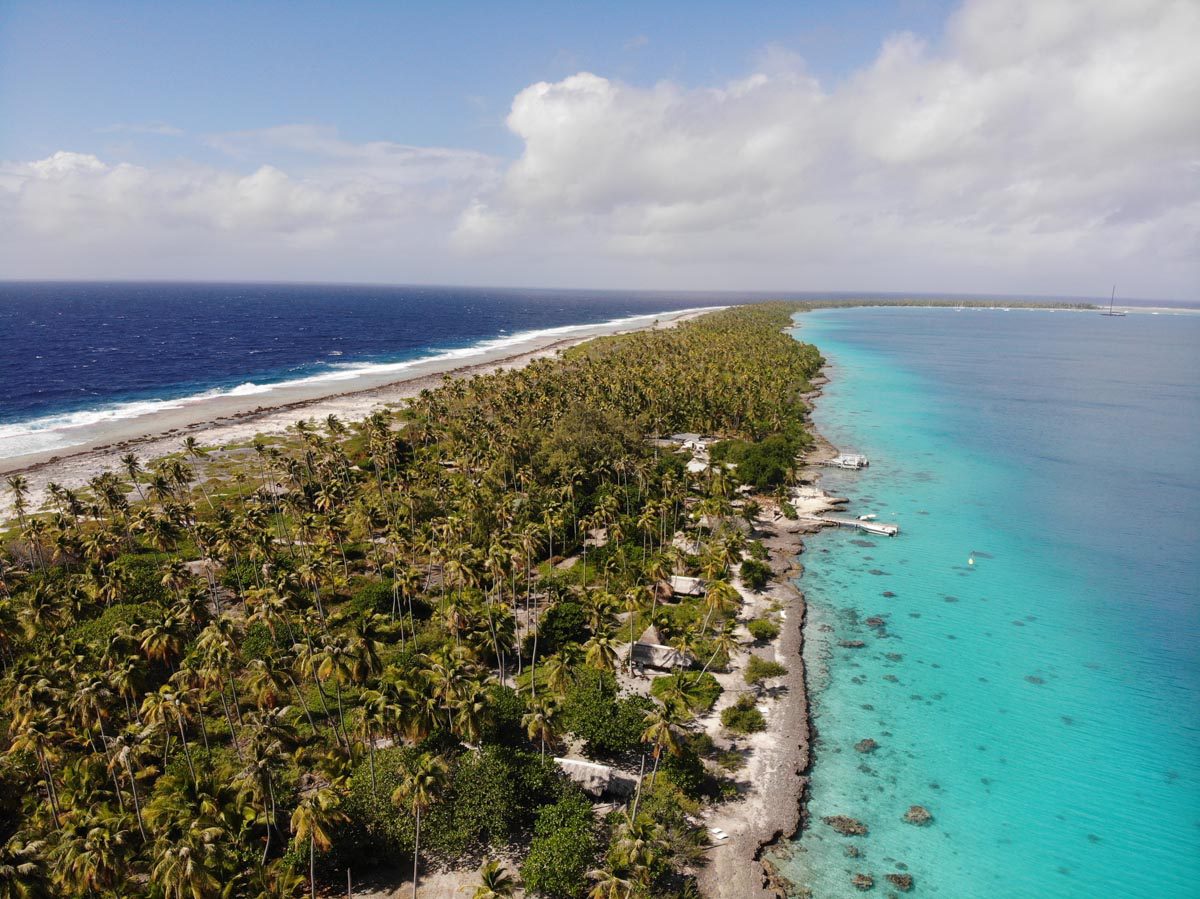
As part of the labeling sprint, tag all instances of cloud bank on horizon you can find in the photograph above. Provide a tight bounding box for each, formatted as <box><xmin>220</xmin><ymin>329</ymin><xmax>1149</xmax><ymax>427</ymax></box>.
<box><xmin>1</xmin><ymin>0</ymin><xmax>1196</xmax><ymax>299</ymax></box>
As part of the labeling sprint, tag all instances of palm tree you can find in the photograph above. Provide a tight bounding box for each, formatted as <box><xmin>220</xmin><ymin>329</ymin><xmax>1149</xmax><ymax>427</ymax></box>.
<box><xmin>640</xmin><ymin>704</ymin><xmax>682</xmax><ymax>786</ymax></box>
<box><xmin>107</xmin><ymin>728</ymin><xmax>148</xmax><ymax>841</ymax></box>
<box><xmin>0</xmin><ymin>837</ymin><xmax>46</xmax><ymax>899</ymax></box>
<box><xmin>700</xmin><ymin>620</ymin><xmax>741</xmax><ymax>676</ymax></box>
<box><xmin>353</xmin><ymin>689</ymin><xmax>393</xmax><ymax>799</ymax></box>
<box><xmin>0</xmin><ymin>302</ymin><xmax>827</xmax><ymax>896</ymax></box>
<box><xmin>290</xmin><ymin>787</ymin><xmax>346</xmax><ymax>899</ymax></box>
<box><xmin>391</xmin><ymin>753</ymin><xmax>448</xmax><ymax>899</ymax></box>
<box><xmin>608</xmin><ymin>813</ymin><xmax>665</xmax><ymax>888</ymax></box>
<box><xmin>522</xmin><ymin>696</ymin><xmax>560</xmax><ymax>757</ymax></box>
<box><xmin>315</xmin><ymin>634</ymin><xmax>354</xmax><ymax>745</ymax></box>
<box><xmin>148</xmin><ymin>826</ymin><xmax>222</xmax><ymax>899</ymax></box>
<box><xmin>7</xmin><ymin>711</ymin><xmax>64</xmax><ymax>829</ymax></box>
<box><xmin>52</xmin><ymin>814</ymin><xmax>132</xmax><ymax>896</ymax></box>
<box><xmin>583</xmin><ymin>632</ymin><xmax>619</xmax><ymax>672</ymax></box>
<box><xmin>541</xmin><ymin>651</ymin><xmax>575</xmax><ymax>699</ymax></box>
<box><xmin>472</xmin><ymin>858</ymin><xmax>516</xmax><ymax>899</ymax></box>
<box><xmin>587</xmin><ymin>861</ymin><xmax>636</xmax><ymax>899</ymax></box>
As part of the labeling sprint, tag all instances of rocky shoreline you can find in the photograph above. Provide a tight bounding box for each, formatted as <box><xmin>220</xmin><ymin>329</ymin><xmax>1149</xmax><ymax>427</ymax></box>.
<box><xmin>696</xmin><ymin>372</ymin><xmax>843</xmax><ymax>899</ymax></box>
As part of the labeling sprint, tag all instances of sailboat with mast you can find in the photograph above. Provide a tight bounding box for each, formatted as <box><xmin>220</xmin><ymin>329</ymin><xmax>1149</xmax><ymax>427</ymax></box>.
<box><xmin>1100</xmin><ymin>285</ymin><xmax>1126</xmax><ymax>317</ymax></box>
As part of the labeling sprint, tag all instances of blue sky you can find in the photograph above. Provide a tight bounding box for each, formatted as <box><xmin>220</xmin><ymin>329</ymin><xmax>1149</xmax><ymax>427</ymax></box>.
<box><xmin>0</xmin><ymin>0</ymin><xmax>1195</xmax><ymax>299</ymax></box>
<box><xmin>0</xmin><ymin>0</ymin><xmax>954</xmax><ymax>162</ymax></box>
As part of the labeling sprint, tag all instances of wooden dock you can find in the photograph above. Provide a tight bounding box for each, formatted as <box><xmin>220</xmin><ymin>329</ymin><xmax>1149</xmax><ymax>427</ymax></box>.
<box><xmin>800</xmin><ymin>515</ymin><xmax>899</xmax><ymax>537</ymax></box>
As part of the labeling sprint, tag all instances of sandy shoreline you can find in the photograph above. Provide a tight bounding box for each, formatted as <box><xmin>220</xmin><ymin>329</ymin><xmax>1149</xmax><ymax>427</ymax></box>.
<box><xmin>0</xmin><ymin>307</ymin><xmax>714</xmax><ymax>519</ymax></box>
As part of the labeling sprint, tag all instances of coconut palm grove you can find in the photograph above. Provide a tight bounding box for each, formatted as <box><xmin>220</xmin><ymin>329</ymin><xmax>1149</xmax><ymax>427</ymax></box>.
<box><xmin>0</xmin><ymin>304</ymin><xmax>823</xmax><ymax>898</ymax></box>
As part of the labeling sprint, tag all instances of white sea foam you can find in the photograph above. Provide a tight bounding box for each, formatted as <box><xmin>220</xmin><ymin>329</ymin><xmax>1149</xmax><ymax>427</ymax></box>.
<box><xmin>0</xmin><ymin>307</ymin><xmax>719</xmax><ymax>461</ymax></box>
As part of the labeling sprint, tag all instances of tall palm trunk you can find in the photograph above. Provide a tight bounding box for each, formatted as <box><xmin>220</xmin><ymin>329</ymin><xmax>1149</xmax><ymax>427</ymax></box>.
<box><xmin>412</xmin><ymin>807</ymin><xmax>422</xmax><ymax>899</ymax></box>
<box><xmin>124</xmin><ymin>755</ymin><xmax>147</xmax><ymax>840</ymax></box>
<box><xmin>176</xmin><ymin>713</ymin><xmax>197</xmax><ymax>782</ymax></box>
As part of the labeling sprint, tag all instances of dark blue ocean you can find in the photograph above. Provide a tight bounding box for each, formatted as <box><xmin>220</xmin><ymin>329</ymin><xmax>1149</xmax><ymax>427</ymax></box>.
<box><xmin>0</xmin><ymin>282</ymin><xmax>728</xmax><ymax>427</ymax></box>
<box><xmin>11</xmin><ymin>282</ymin><xmax>1158</xmax><ymax>462</ymax></box>
<box><xmin>777</xmin><ymin>307</ymin><xmax>1200</xmax><ymax>897</ymax></box>
<box><xmin>1</xmin><ymin>283</ymin><xmax>1186</xmax><ymax>450</ymax></box>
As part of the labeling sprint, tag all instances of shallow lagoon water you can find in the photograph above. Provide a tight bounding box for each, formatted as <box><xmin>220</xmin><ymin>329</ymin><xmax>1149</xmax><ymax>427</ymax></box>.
<box><xmin>777</xmin><ymin>308</ymin><xmax>1200</xmax><ymax>897</ymax></box>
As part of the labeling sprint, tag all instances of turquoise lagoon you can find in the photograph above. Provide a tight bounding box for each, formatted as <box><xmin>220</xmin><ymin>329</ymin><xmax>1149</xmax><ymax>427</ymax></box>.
<box><xmin>776</xmin><ymin>308</ymin><xmax>1200</xmax><ymax>897</ymax></box>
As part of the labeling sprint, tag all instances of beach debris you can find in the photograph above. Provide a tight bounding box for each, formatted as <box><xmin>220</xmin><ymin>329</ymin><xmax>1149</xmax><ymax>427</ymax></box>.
<box><xmin>708</xmin><ymin>826</ymin><xmax>728</xmax><ymax>841</ymax></box>
<box><xmin>886</xmin><ymin>872</ymin><xmax>915</xmax><ymax>892</ymax></box>
<box><xmin>903</xmin><ymin>805</ymin><xmax>933</xmax><ymax>826</ymax></box>
<box><xmin>823</xmin><ymin>815</ymin><xmax>868</xmax><ymax>836</ymax></box>
<box><xmin>851</xmin><ymin>873</ymin><xmax>874</xmax><ymax>891</ymax></box>
<box><xmin>855</xmin><ymin>738</ymin><xmax>879</xmax><ymax>753</ymax></box>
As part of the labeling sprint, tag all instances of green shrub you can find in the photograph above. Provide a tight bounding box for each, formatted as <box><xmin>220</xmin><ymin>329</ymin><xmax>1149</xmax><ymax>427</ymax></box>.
<box><xmin>111</xmin><ymin>554</ymin><xmax>169</xmax><ymax>605</ymax></box>
<box><xmin>536</xmin><ymin>600</ymin><xmax>589</xmax><ymax>656</ymax></box>
<box><xmin>479</xmin><ymin>684</ymin><xmax>525</xmax><ymax>747</ymax></box>
<box><xmin>349</xmin><ymin>579</ymin><xmax>431</xmax><ymax>620</ymax></box>
<box><xmin>65</xmin><ymin>602</ymin><xmax>153</xmax><ymax>646</ymax></box>
<box><xmin>651</xmin><ymin>671</ymin><xmax>723</xmax><ymax>715</ymax></box>
<box><xmin>709</xmin><ymin>439</ymin><xmax>750</xmax><ymax>465</ymax></box>
<box><xmin>740</xmin><ymin>559</ymin><xmax>772</xmax><ymax>592</ymax></box>
<box><xmin>219</xmin><ymin>561</ymin><xmax>257</xmax><ymax>592</ymax></box>
<box><xmin>734</xmin><ymin>434</ymin><xmax>799</xmax><ymax>489</ymax></box>
<box><xmin>451</xmin><ymin>746</ymin><xmax>566</xmax><ymax>846</ymax></box>
<box><xmin>721</xmin><ymin>695</ymin><xmax>766</xmax><ymax>734</ymax></box>
<box><xmin>521</xmin><ymin>793</ymin><xmax>598</xmax><ymax>898</ymax></box>
<box><xmin>780</xmin><ymin>502</ymin><xmax>798</xmax><ymax>520</ymax></box>
<box><xmin>561</xmin><ymin>668</ymin><xmax>654</xmax><ymax>758</ymax></box>
<box><xmin>344</xmin><ymin>744</ymin><xmax>565</xmax><ymax>863</ymax></box>
<box><xmin>746</xmin><ymin>618</ymin><xmax>780</xmax><ymax>642</ymax></box>
<box><xmin>348</xmin><ymin>580</ymin><xmax>398</xmax><ymax>616</ymax></box>
<box><xmin>747</xmin><ymin>540</ymin><xmax>769</xmax><ymax>561</ymax></box>
<box><xmin>662</xmin><ymin>744</ymin><xmax>711</xmax><ymax>799</ymax></box>
<box><xmin>744</xmin><ymin>656</ymin><xmax>788</xmax><ymax>685</ymax></box>
<box><xmin>240</xmin><ymin>622</ymin><xmax>279</xmax><ymax>661</ymax></box>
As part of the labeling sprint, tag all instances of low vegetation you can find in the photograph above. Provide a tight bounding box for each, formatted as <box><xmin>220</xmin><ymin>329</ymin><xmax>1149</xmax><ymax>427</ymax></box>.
<box><xmin>746</xmin><ymin>618</ymin><xmax>780</xmax><ymax>642</ymax></box>
<box><xmin>720</xmin><ymin>696</ymin><xmax>767</xmax><ymax>734</ymax></box>
<box><xmin>744</xmin><ymin>656</ymin><xmax>788</xmax><ymax>685</ymax></box>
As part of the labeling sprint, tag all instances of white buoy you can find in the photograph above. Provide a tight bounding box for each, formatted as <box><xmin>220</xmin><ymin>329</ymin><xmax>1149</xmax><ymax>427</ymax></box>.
<box><xmin>968</xmin><ymin>557</ymin><xmax>975</xmax><ymax>566</ymax></box>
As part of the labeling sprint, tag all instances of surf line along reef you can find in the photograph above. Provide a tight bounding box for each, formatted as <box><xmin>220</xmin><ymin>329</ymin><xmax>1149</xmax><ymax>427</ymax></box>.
<box><xmin>1</xmin><ymin>303</ymin><xmax>838</xmax><ymax>898</ymax></box>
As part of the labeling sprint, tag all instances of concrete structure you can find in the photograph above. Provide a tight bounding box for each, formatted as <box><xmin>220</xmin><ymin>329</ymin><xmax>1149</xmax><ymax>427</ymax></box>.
<box><xmin>668</xmin><ymin>575</ymin><xmax>706</xmax><ymax>597</ymax></box>
<box><xmin>554</xmin><ymin>758</ymin><xmax>637</xmax><ymax>798</ymax></box>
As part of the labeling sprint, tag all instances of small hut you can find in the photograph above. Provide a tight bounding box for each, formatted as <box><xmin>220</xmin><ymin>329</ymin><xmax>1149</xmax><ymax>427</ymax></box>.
<box><xmin>627</xmin><ymin>641</ymin><xmax>694</xmax><ymax>671</ymax></box>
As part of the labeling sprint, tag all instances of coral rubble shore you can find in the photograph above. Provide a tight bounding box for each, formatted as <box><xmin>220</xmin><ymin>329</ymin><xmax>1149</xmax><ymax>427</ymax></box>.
<box><xmin>696</xmin><ymin>377</ymin><xmax>843</xmax><ymax>899</ymax></box>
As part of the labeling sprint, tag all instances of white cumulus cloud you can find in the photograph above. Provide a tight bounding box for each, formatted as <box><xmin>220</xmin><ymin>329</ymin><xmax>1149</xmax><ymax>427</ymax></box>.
<box><xmin>1</xmin><ymin>0</ymin><xmax>1196</xmax><ymax>297</ymax></box>
<box><xmin>458</xmin><ymin>0</ymin><xmax>1199</xmax><ymax>297</ymax></box>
